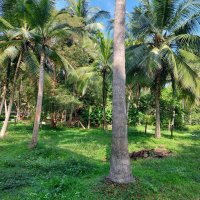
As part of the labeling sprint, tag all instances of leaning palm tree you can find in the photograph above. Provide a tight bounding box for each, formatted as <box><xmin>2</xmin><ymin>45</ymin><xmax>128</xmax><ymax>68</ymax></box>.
<box><xmin>108</xmin><ymin>0</ymin><xmax>133</xmax><ymax>184</ymax></box>
<box><xmin>0</xmin><ymin>0</ymin><xmax>35</xmax><ymax>138</ymax></box>
<box><xmin>0</xmin><ymin>69</ymin><xmax>7</xmax><ymax>116</ymax></box>
<box><xmin>127</xmin><ymin>0</ymin><xmax>200</xmax><ymax>138</ymax></box>
<box><xmin>0</xmin><ymin>46</ymin><xmax>22</xmax><ymax>138</ymax></box>
<box><xmin>26</xmin><ymin>0</ymin><xmax>74</xmax><ymax>148</ymax></box>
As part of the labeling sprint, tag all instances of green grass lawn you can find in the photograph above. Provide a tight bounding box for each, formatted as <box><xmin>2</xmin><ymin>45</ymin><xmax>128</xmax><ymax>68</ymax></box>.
<box><xmin>0</xmin><ymin>123</ymin><xmax>199</xmax><ymax>200</ymax></box>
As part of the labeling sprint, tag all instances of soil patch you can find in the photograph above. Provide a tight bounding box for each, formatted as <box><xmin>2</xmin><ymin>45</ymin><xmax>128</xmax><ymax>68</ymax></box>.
<box><xmin>130</xmin><ymin>148</ymin><xmax>173</xmax><ymax>160</ymax></box>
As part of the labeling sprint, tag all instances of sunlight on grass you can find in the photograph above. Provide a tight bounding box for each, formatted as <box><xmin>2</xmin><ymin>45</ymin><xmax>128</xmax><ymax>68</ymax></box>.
<box><xmin>0</xmin><ymin>123</ymin><xmax>199</xmax><ymax>199</ymax></box>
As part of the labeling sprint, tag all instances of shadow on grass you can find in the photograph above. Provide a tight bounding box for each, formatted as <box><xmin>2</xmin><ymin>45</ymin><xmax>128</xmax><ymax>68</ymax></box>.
<box><xmin>1</xmin><ymin>123</ymin><xmax>200</xmax><ymax>199</ymax></box>
<box><xmin>0</xmin><ymin>140</ymin><xmax>108</xmax><ymax>199</ymax></box>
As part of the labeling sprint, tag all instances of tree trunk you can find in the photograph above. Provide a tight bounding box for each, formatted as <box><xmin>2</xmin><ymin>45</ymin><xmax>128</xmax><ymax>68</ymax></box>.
<box><xmin>126</xmin><ymin>93</ymin><xmax>131</xmax><ymax>122</ymax></box>
<box><xmin>189</xmin><ymin>113</ymin><xmax>192</xmax><ymax>125</ymax></box>
<box><xmin>136</xmin><ymin>84</ymin><xmax>141</xmax><ymax>109</ymax></box>
<box><xmin>108</xmin><ymin>0</ymin><xmax>134</xmax><ymax>184</ymax></box>
<box><xmin>50</xmin><ymin>62</ymin><xmax>57</xmax><ymax>128</ymax></box>
<box><xmin>0</xmin><ymin>86</ymin><xmax>6</xmax><ymax>116</ymax></box>
<box><xmin>88</xmin><ymin>106</ymin><xmax>92</xmax><ymax>129</ymax></box>
<box><xmin>102</xmin><ymin>69</ymin><xmax>107</xmax><ymax>130</ymax></box>
<box><xmin>0</xmin><ymin>54</ymin><xmax>22</xmax><ymax>138</ymax></box>
<box><xmin>68</xmin><ymin>105</ymin><xmax>74</xmax><ymax>127</ymax></box>
<box><xmin>50</xmin><ymin>112</ymin><xmax>57</xmax><ymax>128</ymax></box>
<box><xmin>170</xmin><ymin>110</ymin><xmax>175</xmax><ymax>137</ymax></box>
<box><xmin>170</xmin><ymin>74</ymin><xmax>176</xmax><ymax>138</ymax></box>
<box><xmin>168</xmin><ymin>120</ymin><xmax>171</xmax><ymax>132</ymax></box>
<box><xmin>155</xmin><ymin>74</ymin><xmax>161</xmax><ymax>139</ymax></box>
<box><xmin>30</xmin><ymin>50</ymin><xmax>45</xmax><ymax>148</ymax></box>
<box><xmin>16</xmin><ymin>78</ymin><xmax>22</xmax><ymax>123</ymax></box>
<box><xmin>145</xmin><ymin>122</ymin><xmax>148</xmax><ymax>134</ymax></box>
<box><xmin>4</xmin><ymin>100</ymin><xmax>8</xmax><ymax>115</ymax></box>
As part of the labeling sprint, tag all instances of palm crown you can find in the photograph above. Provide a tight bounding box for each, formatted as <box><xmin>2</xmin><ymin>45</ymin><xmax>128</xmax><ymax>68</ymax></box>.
<box><xmin>127</xmin><ymin>0</ymin><xmax>200</xmax><ymax>97</ymax></box>
<box><xmin>126</xmin><ymin>0</ymin><xmax>200</xmax><ymax>138</ymax></box>
<box><xmin>66</xmin><ymin>0</ymin><xmax>110</xmax><ymax>31</ymax></box>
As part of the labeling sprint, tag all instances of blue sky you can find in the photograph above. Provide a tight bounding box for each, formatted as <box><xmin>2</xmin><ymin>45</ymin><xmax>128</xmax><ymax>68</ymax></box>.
<box><xmin>56</xmin><ymin>0</ymin><xmax>139</xmax><ymax>15</ymax></box>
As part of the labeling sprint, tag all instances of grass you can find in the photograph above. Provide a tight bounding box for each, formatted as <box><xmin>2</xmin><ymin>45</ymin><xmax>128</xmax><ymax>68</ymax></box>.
<box><xmin>0</xmin><ymin>123</ymin><xmax>199</xmax><ymax>200</ymax></box>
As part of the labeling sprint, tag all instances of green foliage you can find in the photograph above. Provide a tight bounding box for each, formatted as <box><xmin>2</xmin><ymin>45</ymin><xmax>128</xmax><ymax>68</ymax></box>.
<box><xmin>126</xmin><ymin>0</ymin><xmax>200</xmax><ymax>113</ymax></box>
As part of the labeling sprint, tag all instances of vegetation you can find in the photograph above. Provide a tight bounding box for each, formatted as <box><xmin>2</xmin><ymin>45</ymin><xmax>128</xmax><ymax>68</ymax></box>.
<box><xmin>0</xmin><ymin>123</ymin><xmax>199</xmax><ymax>199</ymax></box>
<box><xmin>0</xmin><ymin>0</ymin><xmax>200</xmax><ymax>197</ymax></box>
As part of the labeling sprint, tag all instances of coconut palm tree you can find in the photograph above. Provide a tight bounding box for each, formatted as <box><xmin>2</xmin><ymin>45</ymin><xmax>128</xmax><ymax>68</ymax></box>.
<box><xmin>94</xmin><ymin>31</ymin><xmax>113</xmax><ymax>130</ymax></box>
<box><xmin>0</xmin><ymin>0</ymin><xmax>74</xmax><ymax>143</ymax></box>
<box><xmin>108</xmin><ymin>0</ymin><xmax>134</xmax><ymax>184</ymax></box>
<box><xmin>0</xmin><ymin>0</ymin><xmax>36</xmax><ymax>138</ymax></box>
<box><xmin>127</xmin><ymin>0</ymin><xmax>200</xmax><ymax>138</ymax></box>
<box><xmin>66</xmin><ymin>0</ymin><xmax>110</xmax><ymax>32</ymax></box>
<box><xmin>26</xmin><ymin>0</ymin><xmax>75</xmax><ymax>148</ymax></box>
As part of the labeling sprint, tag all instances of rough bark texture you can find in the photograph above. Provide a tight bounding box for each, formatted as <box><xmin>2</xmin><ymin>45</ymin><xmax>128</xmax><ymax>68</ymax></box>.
<box><xmin>0</xmin><ymin>86</ymin><xmax>6</xmax><ymax>116</ymax></box>
<box><xmin>0</xmin><ymin>54</ymin><xmax>22</xmax><ymax>138</ymax></box>
<box><xmin>30</xmin><ymin>51</ymin><xmax>45</xmax><ymax>148</ymax></box>
<box><xmin>108</xmin><ymin>0</ymin><xmax>134</xmax><ymax>184</ymax></box>
<box><xmin>4</xmin><ymin>100</ymin><xmax>8</xmax><ymax>115</ymax></box>
<box><xmin>155</xmin><ymin>74</ymin><xmax>161</xmax><ymax>139</ymax></box>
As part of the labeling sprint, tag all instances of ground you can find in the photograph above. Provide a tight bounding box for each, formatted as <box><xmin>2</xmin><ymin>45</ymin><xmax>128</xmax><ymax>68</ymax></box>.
<box><xmin>0</xmin><ymin>123</ymin><xmax>199</xmax><ymax>200</ymax></box>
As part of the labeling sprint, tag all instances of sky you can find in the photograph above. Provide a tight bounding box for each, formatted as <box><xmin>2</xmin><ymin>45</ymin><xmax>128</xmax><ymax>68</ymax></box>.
<box><xmin>55</xmin><ymin>0</ymin><xmax>139</xmax><ymax>15</ymax></box>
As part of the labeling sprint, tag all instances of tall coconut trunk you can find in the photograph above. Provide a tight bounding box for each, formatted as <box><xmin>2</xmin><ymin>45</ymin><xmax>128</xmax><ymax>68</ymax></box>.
<box><xmin>136</xmin><ymin>84</ymin><xmax>141</xmax><ymax>109</ymax></box>
<box><xmin>50</xmin><ymin>63</ymin><xmax>57</xmax><ymax>128</ymax></box>
<box><xmin>15</xmin><ymin>79</ymin><xmax>22</xmax><ymax>124</ymax></box>
<box><xmin>0</xmin><ymin>54</ymin><xmax>22</xmax><ymax>138</ymax></box>
<box><xmin>170</xmin><ymin>74</ymin><xmax>176</xmax><ymax>138</ymax></box>
<box><xmin>108</xmin><ymin>0</ymin><xmax>133</xmax><ymax>184</ymax></box>
<box><xmin>4</xmin><ymin>100</ymin><xmax>8</xmax><ymax>115</ymax></box>
<box><xmin>30</xmin><ymin>50</ymin><xmax>45</xmax><ymax>148</ymax></box>
<box><xmin>102</xmin><ymin>69</ymin><xmax>107</xmax><ymax>130</ymax></box>
<box><xmin>87</xmin><ymin>106</ymin><xmax>92</xmax><ymax>129</ymax></box>
<box><xmin>155</xmin><ymin>74</ymin><xmax>161</xmax><ymax>139</ymax></box>
<box><xmin>0</xmin><ymin>86</ymin><xmax>6</xmax><ymax>116</ymax></box>
<box><xmin>170</xmin><ymin>110</ymin><xmax>175</xmax><ymax>137</ymax></box>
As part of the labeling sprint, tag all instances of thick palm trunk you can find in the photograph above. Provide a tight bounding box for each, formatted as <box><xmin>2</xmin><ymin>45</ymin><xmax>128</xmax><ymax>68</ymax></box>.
<box><xmin>108</xmin><ymin>0</ymin><xmax>133</xmax><ymax>184</ymax></box>
<box><xmin>155</xmin><ymin>74</ymin><xmax>161</xmax><ymax>138</ymax></box>
<box><xmin>0</xmin><ymin>86</ymin><xmax>6</xmax><ymax>116</ymax></box>
<box><xmin>0</xmin><ymin>54</ymin><xmax>22</xmax><ymax>138</ymax></box>
<box><xmin>30</xmin><ymin>51</ymin><xmax>45</xmax><ymax>148</ymax></box>
<box><xmin>102</xmin><ymin>69</ymin><xmax>107</xmax><ymax>130</ymax></box>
